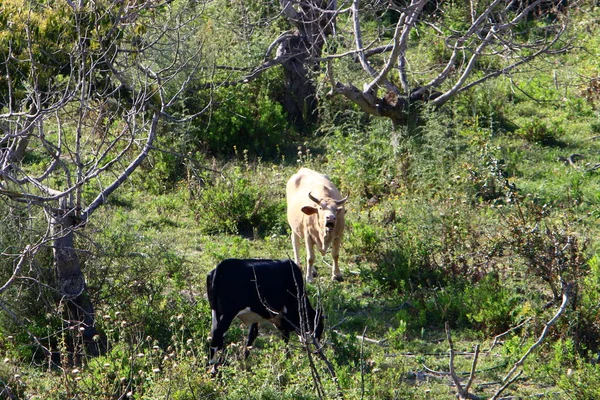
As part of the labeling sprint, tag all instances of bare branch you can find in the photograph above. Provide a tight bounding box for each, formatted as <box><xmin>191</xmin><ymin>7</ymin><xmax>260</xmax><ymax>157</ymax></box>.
<box><xmin>0</xmin><ymin>245</ymin><xmax>31</xmax><ymax>296</ymax></box>
<box><xmin>491</xmin><ymin>284</ymin><xmax>572</xmax><ymax>400</ymax></box>
<box><xmin>446</xmin><ymin>322</ymin><xmax>481</xmax><ymax>400</ymax></box>
<box><xmin>364</xmin><ymin>0</ymin><xmax>428</xmax><ymax>95</ymax></box>
<box><xmin>81</xmin><ymin>111</ymin><xmax>159</xmax><ymax>220</ymax></box>
<box><xmin>490</xmin><ymin>317</ymin><xmax>532</xmax><ymax>351</ymax></box>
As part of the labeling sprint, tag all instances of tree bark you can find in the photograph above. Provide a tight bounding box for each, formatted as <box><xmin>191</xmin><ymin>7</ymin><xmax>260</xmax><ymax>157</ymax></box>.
<box><xmin>279</xmin><ymin>33</ymin><xmax>319</xmax><ymax>130</ymax></box>
<box><xmin>279</xmin><ymin>0</ymin><xmax>336</xmax><ymax>130</ymax></box>
<box><xmin>52</xmin><ymin>204</ymin><xmax>102</xmax><ymax>358</ymax></box>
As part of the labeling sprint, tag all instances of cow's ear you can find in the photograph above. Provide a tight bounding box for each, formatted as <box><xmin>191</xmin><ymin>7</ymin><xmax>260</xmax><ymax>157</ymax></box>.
<box><xmin>301</xmin><ymin>206</ymin><xmax>318</xmax><ymax>215</ymax></box>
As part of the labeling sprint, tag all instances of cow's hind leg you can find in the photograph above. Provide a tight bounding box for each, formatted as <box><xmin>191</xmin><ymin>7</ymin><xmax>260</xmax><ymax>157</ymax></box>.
<box><xmin>244</xmin><ymin>323</ymin><xmax>259</xmax><ymax>359</ymax></box>
<box><xmin>291</xmin><ymin>232</ymin><xmax>302</xmax><ymax>266</ymax></box>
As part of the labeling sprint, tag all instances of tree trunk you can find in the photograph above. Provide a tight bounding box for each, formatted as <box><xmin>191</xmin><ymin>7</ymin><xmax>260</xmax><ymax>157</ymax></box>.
<box><xmin>52</xmin><ymin>205</ymin><xmax>103</xmax><ymax>359</ymax></box>
<box><xmin>279</xmin><ymin>0</ymin><xmax>336</xmax><ymax>131</ymax></box>
<box><xmin>279</xmin><ymin>34</ymin><xmax>319</xmax><ymax>130</ymax></box>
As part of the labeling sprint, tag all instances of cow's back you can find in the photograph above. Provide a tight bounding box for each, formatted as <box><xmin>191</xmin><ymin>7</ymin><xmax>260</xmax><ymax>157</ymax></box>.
<box><xmin>286</xmin><ymin>168</ymin><xmax>340</xmax><ymax>201</ymax></box>
<box><xmin>209</xmin><ymin>259</ymin><xmax>304</xmax><ymax>313</ymax></box>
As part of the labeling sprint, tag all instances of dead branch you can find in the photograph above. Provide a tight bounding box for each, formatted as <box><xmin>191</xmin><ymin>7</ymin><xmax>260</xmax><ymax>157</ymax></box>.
<box><xmin>557</xmin><ymin>154</ymin><xmax>584</xmax><ymax>167</ymax></box>
<box><xmin>360</xmin><ymin>326</ymin><xmax>367</xmax><ymax>400</ymax></box>
<box><xmin>0</xmin><ymin>245</ymin><xmax>32</xmax><ymax>296</ymax></box>
<box><xmin>446</xmin><ymin>322</ymin><xmax>481</xmax><ymax>400</ymax></box>
<box><xmin>464</xmin><ymin>344</ymin><xmax>480</xmax><ymax>396</ymax></box>
<box><xmin>332</xmin><ymin>329</ymin><xmax>387</xmax><ymax>345</ymax></box>
<box><xmin>491</xmin><ymin>284</ymin><xmax>572</xmax><ymax>400</ymax></box>
<box><xmin>490</xmin><ymin>318</ymin><xmax>532</xmax><ymax>351</ymax></box>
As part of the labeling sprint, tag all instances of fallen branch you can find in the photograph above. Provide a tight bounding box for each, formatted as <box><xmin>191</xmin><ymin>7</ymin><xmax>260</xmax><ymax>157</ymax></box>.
<box><xmin>585</xmin><ymin>163</ymin><xmax>600</xmax><ymax>172</ymax></box>
<box><xmin>360</xmin><ymin>326</ymin><xmax>367</xmax><ymax>400</ymax></box>
<box><xmin>332</xmin><ymin>330</ymin><xmax>387</xmax><ymax>345</ymax></box>
<box><xmin>558</xmin><ymin>154</ymin><xmax>584</xmax><ymax>167</ymax></box>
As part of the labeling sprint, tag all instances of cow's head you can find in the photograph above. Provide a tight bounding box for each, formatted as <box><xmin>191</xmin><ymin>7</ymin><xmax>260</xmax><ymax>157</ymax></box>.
<box><xmin>301</xmin><ymin>192</ymin><xmax>348</xmax><ymax>233</ymax></box>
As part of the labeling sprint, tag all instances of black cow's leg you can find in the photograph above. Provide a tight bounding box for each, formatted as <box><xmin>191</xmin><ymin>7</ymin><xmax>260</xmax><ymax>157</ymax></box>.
<box><xmin>280</xmin><ymin>328</ymin><xmax>292</xmax><ymax>359</ymax></box>
<box><xmin>281</xmin><ymin>328</ymin><xmax>290</xmax><ymax>344</ymax></box>
<box><xmin>209</xmin><ymin>313</ymin><xmax>235</xmax><ymax>373</ymax></box>
<box><xmin>244</xmin><ymin>323</ymin><xmax>259</xmax><ymax>359</ymax></box>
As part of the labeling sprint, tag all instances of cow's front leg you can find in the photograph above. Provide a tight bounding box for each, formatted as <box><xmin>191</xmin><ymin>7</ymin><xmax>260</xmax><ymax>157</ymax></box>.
<box><xmin>291</xmin><ymin>232</ymin><xmax>302</xmax><ymax>266</ymax></box>
<box><xmin>331</xmin><ymin>237</ymin><xmax>343</xmax><ymax>281</ymax></box>
<box><xmin>305</xmin><ymin>236</ymin><xmax>316</xmax><ymax>282</ymax></box>
<box><xmin>244</xmin><ymin>323</ymin><xmax>259</xmax><ymax>359</ymax></box>
<box><xmin>280</xmin><ymin>328</ymin><xmax>292</xmax><ymax>359</ymax></box>
<box><xmin>209</xmin><ymin>313</ymin><xmax>234</xmax><ymax>374</ymax></box>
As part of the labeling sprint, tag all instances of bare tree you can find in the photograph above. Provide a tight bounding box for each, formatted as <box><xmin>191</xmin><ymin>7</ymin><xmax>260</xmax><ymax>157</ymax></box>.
<box><xmin>0</xmin><ymin>0</ymin><xmax>207</xmax><ymax>359</ymax></box>
<box><xmin>278</xmin><ymin>0</ymin><xmax>338</xmax><ymax>128</ymax></box>
<box><xmin>325</xmin><ymin>0</ymin><xmax>572</xmax><ymax>127</ymax></box>
<box><xmin>233</xmin><ymin>0</ymin><xmax>573</xmax><ymax>129</ymax></box>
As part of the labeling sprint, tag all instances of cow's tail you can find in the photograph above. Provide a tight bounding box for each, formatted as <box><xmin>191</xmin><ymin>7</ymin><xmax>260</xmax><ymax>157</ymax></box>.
<box><xmin>206</xmin><ymin>270</ymin><xmax>215</xmax><ymax>309</ymax></box>
<box><xmin>206</xmin><ymin>269</ymin><xmax>219</xmax><ymax>341</ymax></box>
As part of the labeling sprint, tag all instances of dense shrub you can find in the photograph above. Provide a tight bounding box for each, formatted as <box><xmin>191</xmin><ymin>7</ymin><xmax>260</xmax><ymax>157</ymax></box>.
<box><xmin>514</xmin><ymin>118</ymin><xmax>564</xmax><ymax>145</ymax></box>
<box><xmin>463</xmin><ymin>273</ymin><xmax>523</xmax><ymax>334</ymax></box>
<box><xmin>190</xmin><ymin>164</ymin><xmax>287</xmax><ymax>237</ymax></box>
<box><xmin>187</xmin><ymin>72</ymin><xmax>289</xmax><ymax>158</ymax></box>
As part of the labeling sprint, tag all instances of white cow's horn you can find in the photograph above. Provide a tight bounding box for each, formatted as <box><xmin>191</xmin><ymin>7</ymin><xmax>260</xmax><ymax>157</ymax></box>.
<box><xmin>308</xmin><ymin>191</ymin><xmax>320</xmax><ymax>204</ymax></box>
<box><xmin>335</xmin><ymin>195</ymin><xmax>349</xmax><ymax>205</ymax></box>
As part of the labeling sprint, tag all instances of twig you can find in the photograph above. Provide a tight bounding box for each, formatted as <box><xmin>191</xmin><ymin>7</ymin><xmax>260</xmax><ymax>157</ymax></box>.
<box><xmin>446</xmin><ymin>322</ymin><xmax>481</xmax><ymax>400</ymax></box>
<box><xmin>491</xmin><ymin>284</ymin><xmax>571</xmax><ymax>400</ymax></box>
<box><xmin>360</xmin><ymin>326</ymin><xmax>367</xmax><ymax>400</ymax></box>
<box><xmin>464</xmin><ymin>344</ymin><xmax>480</xmax><ymax>395</ymax></box>
<box><xmin>0</xmin><ymin>385</ymin><xmax>17</xmax><ymax>400</ymax></box>
<box><xmin>332</xmin><ymin>329</ymin><xmax>387</xmax><ymax>345</ymax></box>
<box><xmin>490</xmin><ymin>318</ymin><xmax>531</xmax><ymax>351</ymax></box>
<box><xmin>0</xmin><ymin>245</ymin><xmax>32</xmax><ymax>295</ymax></box>
<box><xmin>585</xmin><ymin>163</ymin><xmax>600</xmax><ymax>172</ymax></box>
<box><xmin>312</xmin><ymin>334</ymin><xmax>344</xmax><ymax>399</ymax></box>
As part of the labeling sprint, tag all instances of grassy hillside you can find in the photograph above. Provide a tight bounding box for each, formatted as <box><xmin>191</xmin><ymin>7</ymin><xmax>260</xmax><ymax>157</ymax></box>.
<box><xmin>3</xmin><ymin>5</ymin><xmax>600</xmax><ymax>400</ymax></box>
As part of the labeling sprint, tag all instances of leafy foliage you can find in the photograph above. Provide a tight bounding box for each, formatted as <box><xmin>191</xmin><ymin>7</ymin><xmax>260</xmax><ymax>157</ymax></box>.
<box><xmin>190</xmin><ymin>163</ymin><xmax>287</xmax><ymax>237</ymax></box>
<box><xmin>185</xmin><ymin>73</ymin><xmax>289</xmax><ymax>157</ymax></box>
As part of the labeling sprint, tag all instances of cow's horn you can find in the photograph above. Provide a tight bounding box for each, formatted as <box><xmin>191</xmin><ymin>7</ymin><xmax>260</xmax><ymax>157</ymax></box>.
<box><xmin>308</xmin><ymin>191</ymin><xmax>320</xmax><ymax>204</ymax></box>
<box><xmin>335</xmin><ymin>195</ymin><xmax>349</xmax><ymax>205</ymax></box>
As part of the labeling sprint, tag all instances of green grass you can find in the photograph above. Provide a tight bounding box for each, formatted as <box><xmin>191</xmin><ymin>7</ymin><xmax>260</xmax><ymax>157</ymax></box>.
<box><xmin>5</xmin><ymin>7</ymin><xmax>600</xmax><ymax>400</ymax></box>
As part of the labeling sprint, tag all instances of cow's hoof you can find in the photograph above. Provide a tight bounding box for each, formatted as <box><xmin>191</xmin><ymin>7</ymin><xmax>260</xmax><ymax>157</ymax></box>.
<box><xmin>332</xmin><ymin>275</ymin><xmax>343</xmax><ymax>282</ymax></box>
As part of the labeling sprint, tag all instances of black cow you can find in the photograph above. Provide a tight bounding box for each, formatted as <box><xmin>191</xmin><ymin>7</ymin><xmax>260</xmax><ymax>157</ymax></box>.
<box><xmin>206</xmin><ymin>258</ymin><xmax>324</xmax><ymax>372</ymax></box>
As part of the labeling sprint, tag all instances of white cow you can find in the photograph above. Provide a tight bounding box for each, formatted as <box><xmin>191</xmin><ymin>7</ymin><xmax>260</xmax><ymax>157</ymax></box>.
<box><xmin>286</xmin><ymin>168</ymin><xmax>348</xmax><ymax>281</ymax></box>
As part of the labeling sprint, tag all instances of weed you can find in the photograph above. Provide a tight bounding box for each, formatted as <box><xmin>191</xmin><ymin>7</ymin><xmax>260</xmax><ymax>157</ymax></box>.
<box><xmin>514</xmin><ymin>118</ymin><xmax>564</xmax><ymax>146</ymax></box>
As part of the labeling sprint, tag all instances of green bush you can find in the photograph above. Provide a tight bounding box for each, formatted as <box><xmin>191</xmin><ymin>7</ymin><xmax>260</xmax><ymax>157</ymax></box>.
<box><xmin>514</xmin><ymin>118</ymin><xmax>564</xmax><ymax>145</ymax></box>
<box><xmin>465</xmin><ymin>142</ymin><xmax>517</xmax><ymax>203</ymax></box>
<box><xmin>358</xmin><ymin>229</ymin><xmax>431</xmax><ymax>293</ymax></box>
<box><xmin>463</xmin><ymin>274</ymin><xmax>522</xmax><ymax>335</ymax></box>
<box><xmin>188</xmin><ymin>73</ymin><xmax>288</xmax><ymax>158</ymax></box>
<box><xmin>192</xmin><ymin>166</ymin><xmax>286</xmax><ymax>237</ymax></box>
<box><xmin>555</xmin><ymin>353</ymin><xmax>600</xmax><ymax>399</ymax></box>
